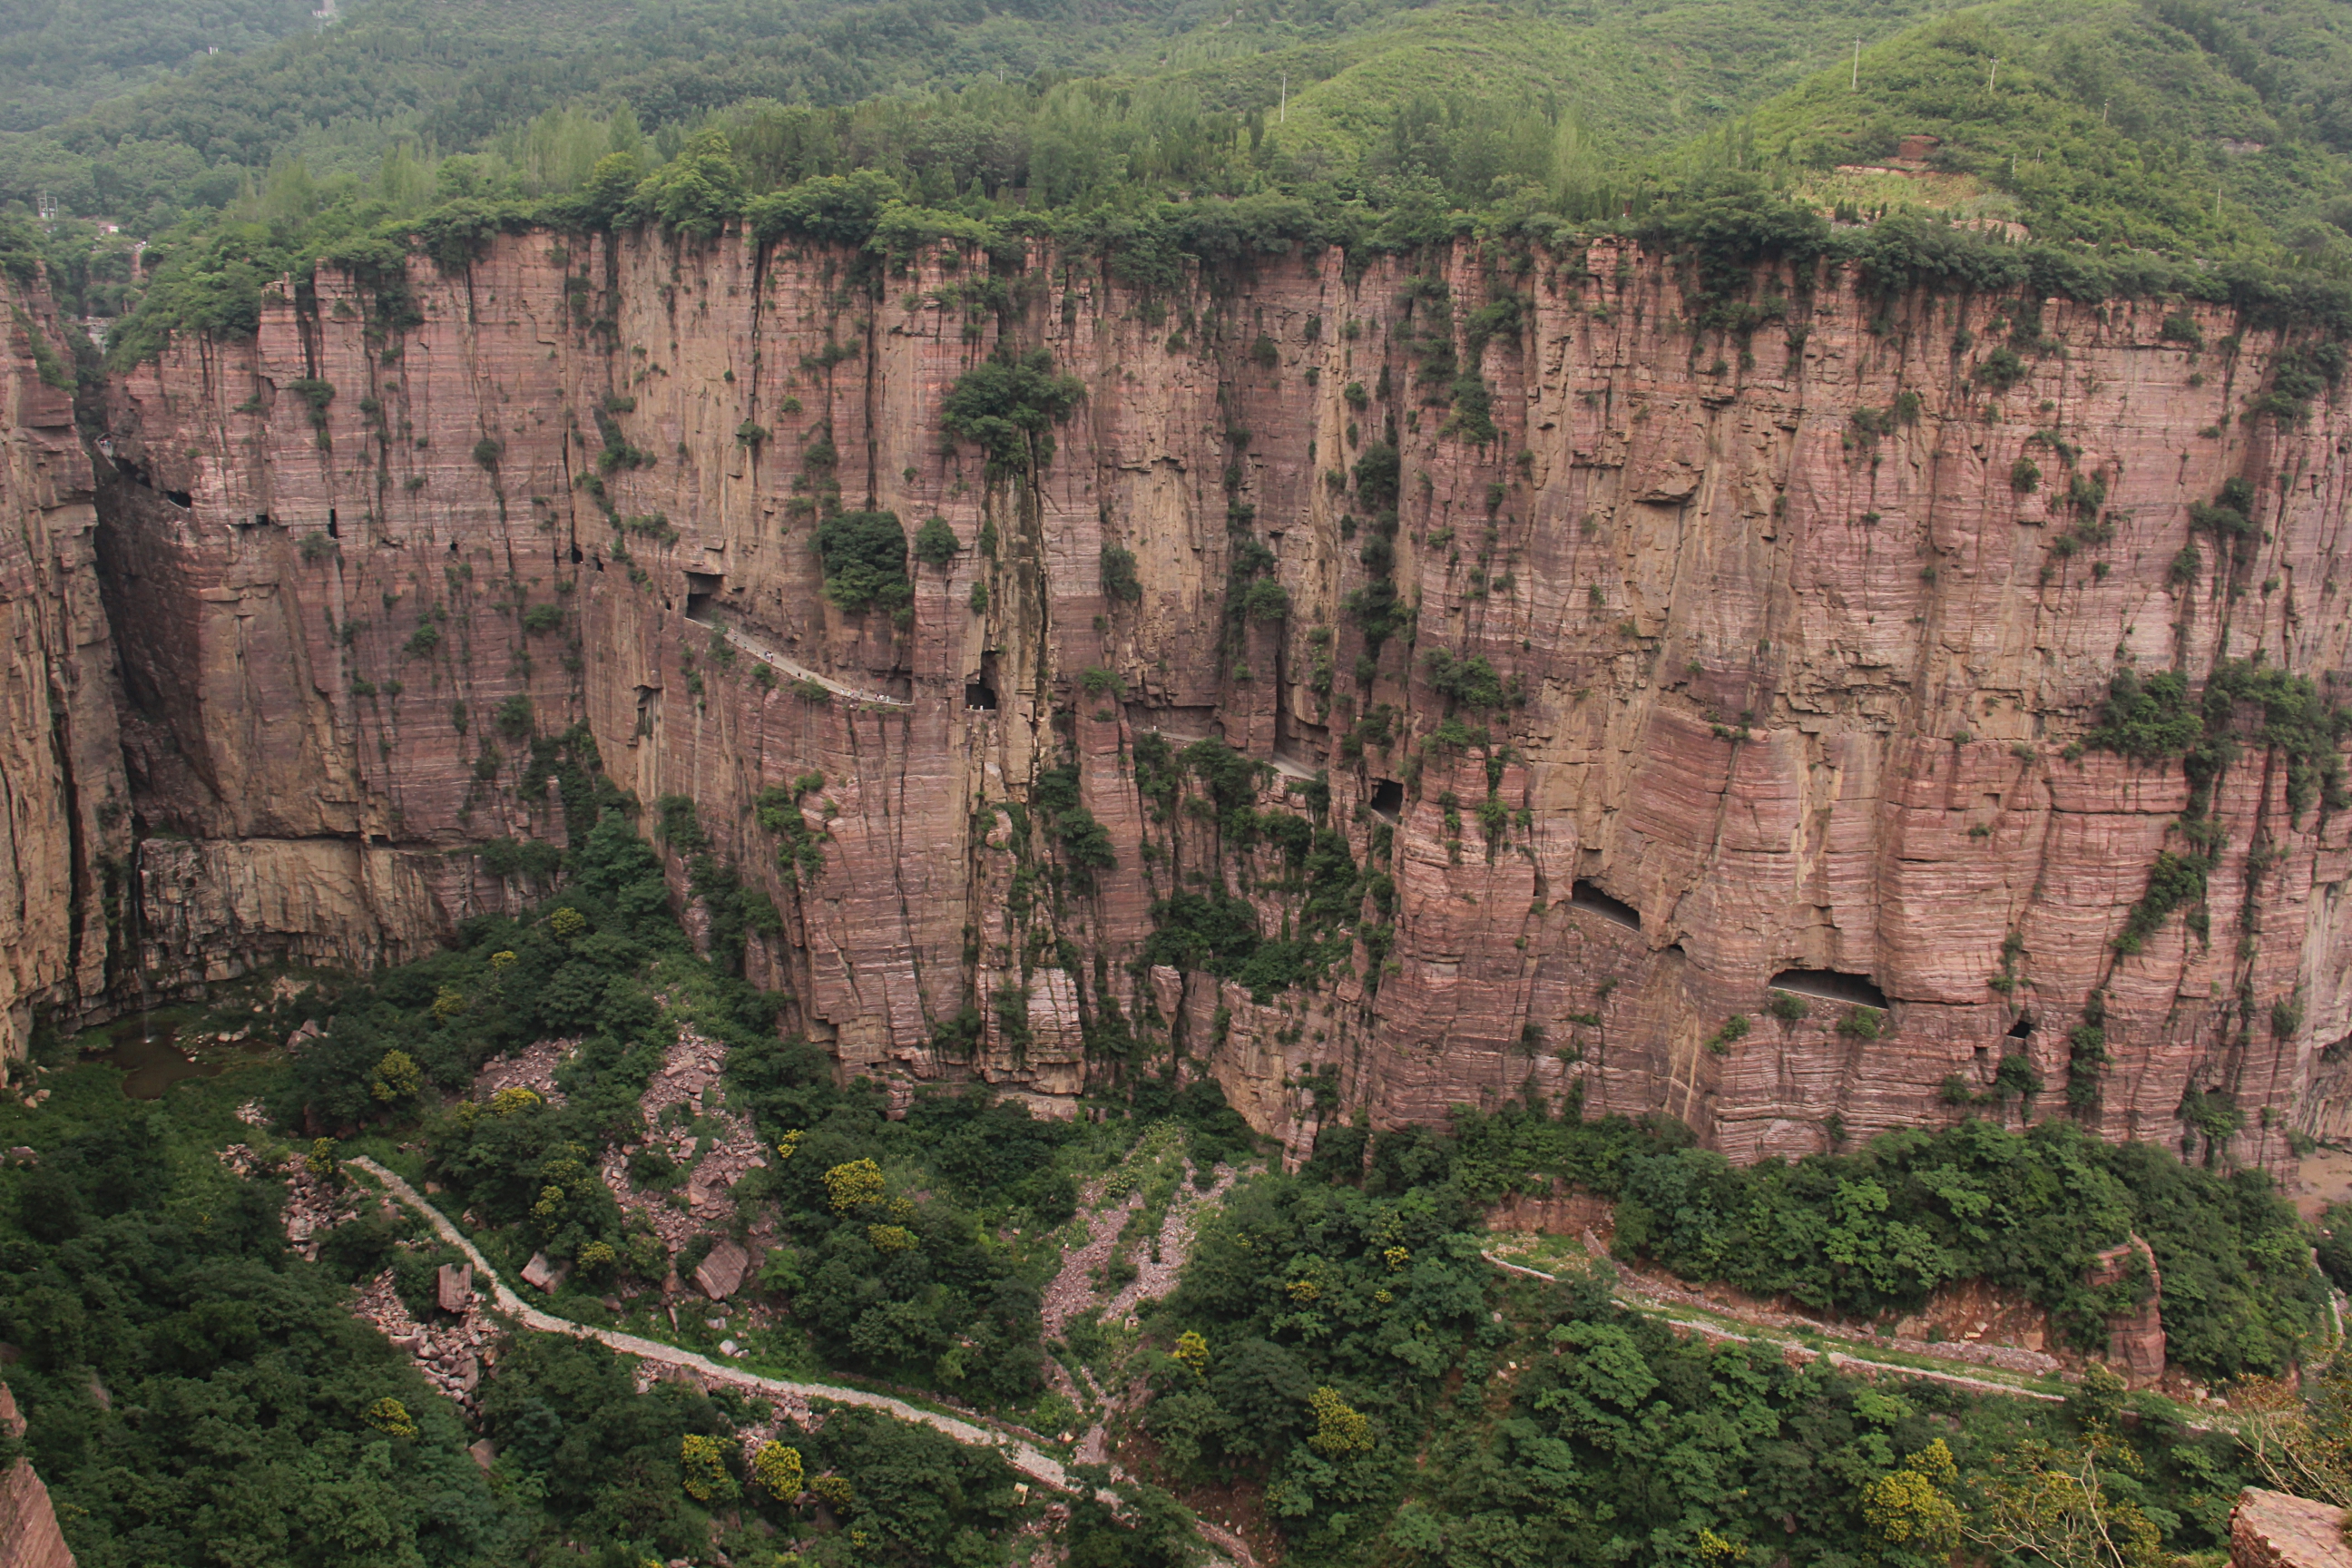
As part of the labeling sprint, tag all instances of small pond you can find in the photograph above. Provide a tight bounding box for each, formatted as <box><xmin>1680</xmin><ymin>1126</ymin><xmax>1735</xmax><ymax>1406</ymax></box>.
<box><xmin>87</xmin><ymin>1017</ymin><xmax>223</xmax><ymax>1099</ymax></box>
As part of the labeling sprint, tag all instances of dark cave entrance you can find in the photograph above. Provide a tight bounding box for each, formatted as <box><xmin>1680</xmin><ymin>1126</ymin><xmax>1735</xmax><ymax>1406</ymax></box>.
<box><xmin>1768</xmin><ymin>969</ymin><xmax>1891</xmax><ymax>1009</ymax></box>
<box><xmin>1568</xmin><ymin>879</ymin><xmax>1641</xmax><ymax>930</ymax></box>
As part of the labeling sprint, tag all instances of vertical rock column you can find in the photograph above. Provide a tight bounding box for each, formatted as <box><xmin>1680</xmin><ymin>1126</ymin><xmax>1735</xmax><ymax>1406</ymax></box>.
<box><xmin>0</xmin><ymin>279</ymin><xmax>125</xmax><ymax>1071</ymax></box>
<box><xmin>0</xmin><ymin>1381</ymin><xmax>78</xmax><ymax>1568</ymax></box>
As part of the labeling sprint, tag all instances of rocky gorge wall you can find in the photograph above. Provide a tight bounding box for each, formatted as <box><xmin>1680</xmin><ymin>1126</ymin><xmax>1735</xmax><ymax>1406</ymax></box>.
<box><xmin>0</xmin><ymin>277</ymin><xmax>124</xmax><ymax>1073</ymax></box>
<box><xmin>64</xmin><ymin>224</ymin><xmax>2352</xmax><ymax>1170</ymax></box>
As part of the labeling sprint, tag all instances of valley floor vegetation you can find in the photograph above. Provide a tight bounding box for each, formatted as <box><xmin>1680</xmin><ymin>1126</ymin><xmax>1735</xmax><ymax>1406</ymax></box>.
<box><xmin>0</xmin><ymin>817</ymin><xmax>1208</xmax><ymax>1567</ymax></box>
<box><xmin>2</xmin><ymin>795</ymin><xmax>2347</xmax><ymax>1565</ymax></box>
<box><xmin>1132</xmin><ymin>1171</ymin><xmax>2259</xmax><ymax>1566</ymax></box>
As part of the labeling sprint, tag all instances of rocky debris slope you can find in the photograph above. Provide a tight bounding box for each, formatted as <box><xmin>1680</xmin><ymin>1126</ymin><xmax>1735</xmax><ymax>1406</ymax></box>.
<box><xmin>600</xmin><ymin>1024</ymin><xmax>770</xmax><ymax>1259</ymax></box>
<box><xmin>1102</xmin><ymin>1166</ymin><xmax>1237</xmax><ymax>1330</ymax></box>
<box><xmin>1041</xmin><ymin>1145</ymin><xmax>1240</xmax><ymax>1467</ymax></box>
<box><xmin>473</xmin><ymin>1036</ymin><xmax>574</xmax><ymax>1107</ymax></box>
<box><xmin>351</xmin><ymin>1265</ymin><xmax>495</xmax><ymax>1412</ymax></box>
<box><xmin>223</xmin><ymin>1137</ymin><xmax>500</xmax><ymax>1409</ymax></box>
<box><xmin>81</xmin><ymin>227</ymin><xmax>2352</xmax><ymax>1169</ymax></box>
<box><xmin>220</xmin><ymin>1142</ymin><xmax>356</xmax><ymax>1261</ymax></box>
<box><xmin>1042</xmin><ymin>1176</ymin><xmax>1151</xmax><ymax>1343</ymax></box>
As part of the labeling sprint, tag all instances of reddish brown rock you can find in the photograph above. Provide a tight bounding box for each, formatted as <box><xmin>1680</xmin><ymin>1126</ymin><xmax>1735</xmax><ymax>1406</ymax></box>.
<box><xmin>695</xmin><ymin>1240</ymin><xmax>750</xmax><ymax>1301</ymax></box>
<box><xmin>436</xmin><ymin>1261</ymin><xmax>473</xmax><ymax>1314</ymax></box>
<box><xmin>520</xmin><ymin>1252</ymin><xmax>565</xmax><ymax>1292</ymax></box>
<box><xmin>0</xmin><ymin>276</ymin><xmax>127</xmax><ymax>1072</ymax></box>
<box><xmin>2232</xmin><ymin>1487</ymin><xmax>2352</xmax><ymax>1567</ymax></box>
<box><xmin>77</xmin><ymin>227</ymin><xmax>2352</xmax><ymax>1169</ymax></box>
<box><xmin>0</xmin><ymin>1381</ymin><xmax>76</xmax><ymax>1568</ymax></box>
<box><xmin>2086</xmin><ymin>1232</ymin><xmax>2167</xmax><ymax>1387</ymax></box>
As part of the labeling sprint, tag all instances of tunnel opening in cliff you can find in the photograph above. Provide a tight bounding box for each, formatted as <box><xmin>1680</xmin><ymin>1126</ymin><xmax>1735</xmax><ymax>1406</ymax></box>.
<box><xmin>46</xmin><ymin>228</ymin><xmax>2348</xmax><ymax>1178</ymax></box>
<box><xmin>1769</xmin><ymin>969</ymin><xmax>1890</xmax><ymax>1008</ymax></box>
<box><xmin>1569</xmin><ymin>880</ymin><xmax>1642</xmax><ymax>930</ymax></box>
<box><xmin>968</xmin><ymin>652</ymin><xmax>1001</xmax><ymax>711</ymax></box>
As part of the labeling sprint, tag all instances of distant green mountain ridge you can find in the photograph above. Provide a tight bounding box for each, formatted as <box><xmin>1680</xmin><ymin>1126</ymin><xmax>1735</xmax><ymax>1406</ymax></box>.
<box><xmin>1706</xmin><ymin>0</ymin><xmax>2352</xmax><ymax>260</ymax></box>
<box><xmin>0</xmin><ymin>0</ymin><xmax>324</xmax><ymax>135</ymax></box>
<box><xmin>17</xmin><ymin>0</ymin><xmax>2352</xmax><ymax>357</ymax></box>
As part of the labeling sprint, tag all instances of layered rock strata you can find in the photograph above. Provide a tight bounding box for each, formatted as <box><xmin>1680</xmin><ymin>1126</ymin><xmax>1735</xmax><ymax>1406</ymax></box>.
<box><xmin>0</xmin><ymin>1381</ymin><xmax>75</xmax><ymax>1568</ymax></box>
<box><xmin>2231</xmin><ymin>1488</ymin><xmax>2352</xmax><ymax>1568</ymax></box>
<box><xmin>0</xmin><ymin>278</ymin><xmax>125</xmax><ymax>1070</ymax></box>
<box><xmin>83</xmin><ymin>227</ymin><xmax>2352</xmax><ymax>1167</ymax></box>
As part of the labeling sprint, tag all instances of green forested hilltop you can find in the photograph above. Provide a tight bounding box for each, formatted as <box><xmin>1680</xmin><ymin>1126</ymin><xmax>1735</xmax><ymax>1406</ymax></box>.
<box><xmin>1198</xmin><ymin>0</ymin><xmax>1955</xmax><ymax>180</ymax></box>
<box><xmin>0</xmin><ymin>0</ymin><xmax>323</xmax><ymax>136</ymax></box>
<box><xmin>1722</xmin><ymin>0</ymin><xmax>2352</xmax><ymax>252</ymax></box>
<box><xmin>0</xmin><ymin>0</ymin><xmax>1197</xmax><ymax>222</ymax></box>
<box><xmin>18</xmin><ymin>0</ymin><xmax>2352</xmax><ymax>252</ymax></box>
<box><xmin>11</xmin><ymin>0</ymin><xmax>2349</xmax><ymax>362</ymax></box>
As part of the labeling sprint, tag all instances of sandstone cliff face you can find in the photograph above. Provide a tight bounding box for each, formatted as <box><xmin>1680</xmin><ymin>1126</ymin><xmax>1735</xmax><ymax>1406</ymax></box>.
<box><xmin>92</xmin><ymin>227</ymin><xmax>2352</xmax><ymax>1167</ymax></box>
<box><xmin>0</xmin><ymin>276</ymin><xmax>125</xmax><ymax>1070</ymax></box>
<box><xmin>0</xmin><ymin>1380</ymin><xmax>76</xmax><ymax>1568</ymax></box>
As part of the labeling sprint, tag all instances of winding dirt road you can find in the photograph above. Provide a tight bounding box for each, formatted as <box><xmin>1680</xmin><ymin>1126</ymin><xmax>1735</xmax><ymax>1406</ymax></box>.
<box><xmin>348</xmin><ymin>1157</ymin><xmax>1255</xmax><ymax>1564</ymax></box>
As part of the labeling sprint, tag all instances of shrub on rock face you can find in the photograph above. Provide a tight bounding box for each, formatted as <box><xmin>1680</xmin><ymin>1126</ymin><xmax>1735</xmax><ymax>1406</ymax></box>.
<box><xmin>1837</xmin><ymin>1005</ymin><xmax>1884</xmax><ymax>1040</ymax></box>
<box><xmin>1100</xmin><ymin>544</ymin><xmax>1142</xmax><ymax>603</ymax></box>
<box><xmin>939</xmin><ymin>348</ymin><xmax>1084</xmax><ymax>475</ymax></box>
<box><xmin>913</xmin><ymin>514</ymin><xmax>959</xmax><ymax>566</ymax></box>
<box><xmin>814</xmin><ymin>510</ymin><xmax>910</xmax><ymax>611</ymax></box>
<box><xmin>1975</xmin><ymin>347</ymin><xmax>2028</xmax><ymax>390</ymax></box>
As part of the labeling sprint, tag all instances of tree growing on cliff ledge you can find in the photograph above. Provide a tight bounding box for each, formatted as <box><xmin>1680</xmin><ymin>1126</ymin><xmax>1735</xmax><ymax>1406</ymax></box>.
<box><xmin>624</xmin><ymin>127</ymin><xmax>746</xmax><ymax>240</ymax></box>
<box><xmin>815</xmin><ymin>510</ymin><xmax>910</xmax><ymax>612</ymax></box>
<box><xmin>940</xmin><ymin>347</ymin><xmax>1084</xmax><ymax>478</ymax></box>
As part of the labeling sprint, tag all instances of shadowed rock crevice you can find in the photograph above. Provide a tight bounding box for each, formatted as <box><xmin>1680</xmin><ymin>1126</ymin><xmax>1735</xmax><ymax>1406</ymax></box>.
<box><xmin>0</xmin><ymin>232</ymin><xmax>2345</xmax><ymax>1174</ymax></box>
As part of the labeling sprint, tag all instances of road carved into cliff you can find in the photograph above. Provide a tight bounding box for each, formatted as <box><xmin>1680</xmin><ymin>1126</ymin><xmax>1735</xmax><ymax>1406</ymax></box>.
<box><xmin>347</xmin><ymin>1157</ymin><xmax>1253</xmax><ymax>1564</ymax></box>
<box><xmin>689</xmin><ymin>612</ymin><xmax>910</xmax><ymax>708</ymax></box>
<box><xmin>1485</xmin><ymin>1250</ymin><xmax>2071</xmax><ymax>1403</ymax></box>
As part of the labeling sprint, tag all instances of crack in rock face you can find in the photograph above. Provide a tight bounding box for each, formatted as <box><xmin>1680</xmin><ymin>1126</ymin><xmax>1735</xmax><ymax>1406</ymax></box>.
<box><xmin>9</xmin><ymin>237</ymin><xmax>2352</xmax><ymax>1179</ymax></box>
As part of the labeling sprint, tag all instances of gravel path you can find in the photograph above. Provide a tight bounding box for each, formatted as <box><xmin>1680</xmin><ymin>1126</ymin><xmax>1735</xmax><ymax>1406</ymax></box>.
<box><xmin>691</xmin><ymin>612</ymin><xmax>909</xmax><ymax>708</ymax></box>
<box><xmin>356</xmin><ymin>1156</ymin><xmax>1262</xmax><ymax>1560</ymax></box>
<box><xmin>1485</xmin><ymin>1252</ymin><xmax>2068</xmax><ymax>1404</ymax></box>
<box><xmin>349</xmin><ymin>1157</ymin><xmax>1104</xmax><ymax>1496</ymax></box>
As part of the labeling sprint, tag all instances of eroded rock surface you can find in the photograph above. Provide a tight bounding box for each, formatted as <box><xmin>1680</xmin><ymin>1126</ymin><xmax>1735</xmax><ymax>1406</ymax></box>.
<box><xmin>2231</xmin><ymin>1487</ymin><xmax>2352</xmax><ymax>1568</ymax></box>
<box><xmin>60</xmin><ymin>229</ymin><xmax>2352</xmax><ymax>1165</ymax></box>
<box><xmin>0</xmin><ymin>277</ymin><xmax>125</xmax><ymax>1070</ymax></box>
<box><xmin>0</xmin><ymin>1381</ymin><xmax>75</xmax><ymax>1568</ymax></box>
